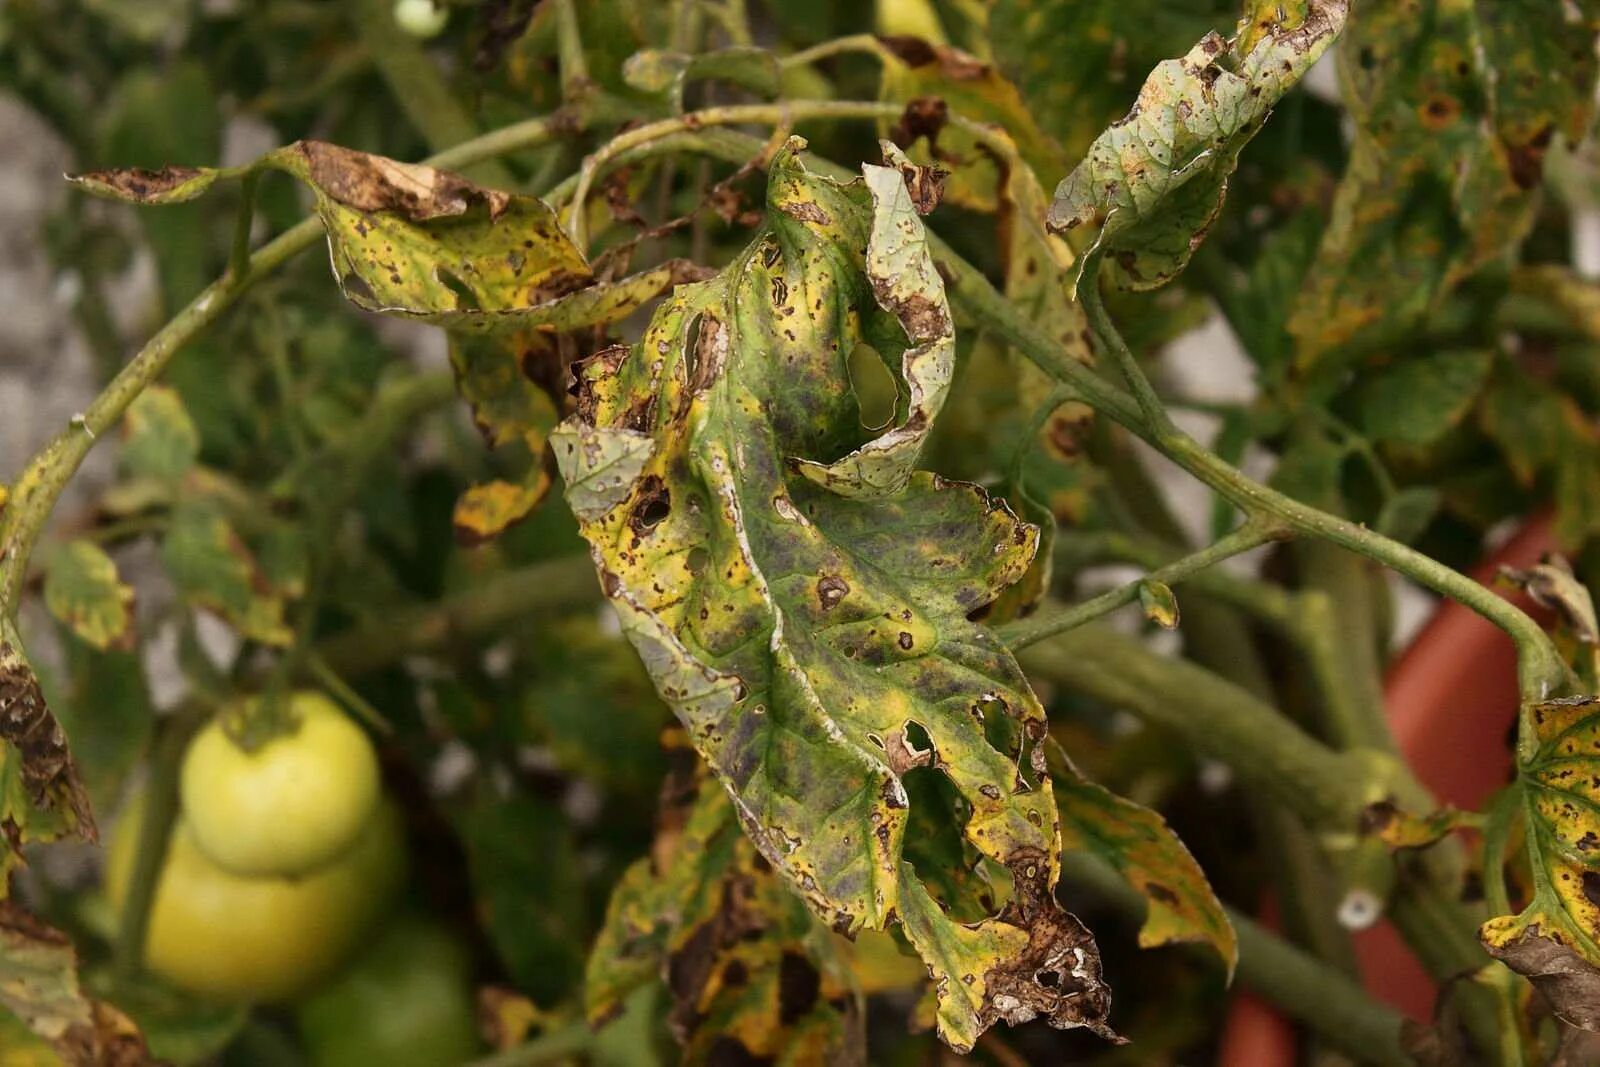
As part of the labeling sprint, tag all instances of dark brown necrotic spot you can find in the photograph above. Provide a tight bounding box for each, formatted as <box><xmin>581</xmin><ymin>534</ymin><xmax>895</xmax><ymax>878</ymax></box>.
<box><xmin>777</xmin><ymin>952</ymin><xmax>821</xmax><ymax>1026</ymax></box>
<box><xmin>816</xmin><ymin>575</ymin><xmax>849</xmax><ymax>610</ymax></box>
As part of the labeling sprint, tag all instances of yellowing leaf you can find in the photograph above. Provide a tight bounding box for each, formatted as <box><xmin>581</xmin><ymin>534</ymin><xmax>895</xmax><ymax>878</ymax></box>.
<box><xmin>1290</xmin><ymin>1</ymin><xmax>1600</xmax><ymax>364</ymax></box>
<box><xmin>42</xmin><ymin>543</ymin><xmax>135</xmax><ymax>653</ymax></box>
<box><xmin>162</xmin><ymin>499</ymin><xmax>292</xmax><ymax>646</ymax></box>
<box><xmin>1053</xmin><ymin>762</ymin><xmax>1235</xmax><ymax>976</ymax></box>
<box><xmin>586</xmin><ymin>764</ymin><xmax>864</xmax><ymax>1063</ymax></box>
<box><xmin>0</xmin><ymin>902</ymin><xmax>149</xmax><ymax>1063</ymax></box>
<box><xmin>557</xmin><ymin>141</ymin><xmax>1113</xmax><ymax>1052</ymax></box>
<box><xmin>1047</xmin><ymin>1</ymin><xmax>1347</xmax><ymax>291</ymax></box>
<box><xmin>121</xmin><ymin>386</ymin><xmax>199</xmax><ymax>484</ymax></box>
<box><xmin>1481</xmin><ymin>697</ymin><xmax>1600</xmax><ymax>1028</ymax></box>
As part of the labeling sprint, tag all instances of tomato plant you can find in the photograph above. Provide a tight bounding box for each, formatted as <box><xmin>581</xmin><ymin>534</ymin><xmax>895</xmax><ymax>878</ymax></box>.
<box><xmin>2</xmin><ymin>0</ymin><xmax>1600</xmax><ymax>1064</ymax></box>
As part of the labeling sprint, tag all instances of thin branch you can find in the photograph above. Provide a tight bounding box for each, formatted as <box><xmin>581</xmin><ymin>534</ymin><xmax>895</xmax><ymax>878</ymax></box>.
<box><xmin>997</xmin><ymin>517</ymin><xmax>1287</xmax><ymax>649</ymax></box>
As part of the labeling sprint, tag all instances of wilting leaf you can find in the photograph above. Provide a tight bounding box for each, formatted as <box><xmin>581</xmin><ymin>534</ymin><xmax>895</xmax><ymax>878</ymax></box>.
<box><xmin>1047</xmin><ymin>1</ymin><xmax>1347</xmax><ymax>291</ymax></box>
<box><xmin>1360</xmin><ymin>800</ymin><xmax>1473</xmax><ymax>852</ymax></box>
<box><xmin>876</xmin><ymin>37</ymin><xmax>1065</xmax><ymax>214</ymax></box>
<box><xmin>1355</xmin><ymin>349</ymin><xmax>1492</xmax><ymax>447</ymax></box>
<box><xmin>121</xmin><ymin>387</ymin><xmax>199</xmax><ymax>485</ymax></box>
<box><xmin>1499</xmin><ymin>558</ymin><xmax>1599</xmax><ymax>647</ymax></box>
<box><xmin>0</xmin><ymin>902</ymin><xmax>149</xmax><ymax>1063</ymax></box>
<box><xmin>42</xmin><ymin>543</ymin><xmax>135</xmax><ymax>653</ymax></box>
<box><xmin>1053</xmin><ymin>762</ymin><xmax>1235</xmax><ymax>975</ymax></box>
<box><xmin>586</xmin><ymin>761</ymin><xmax>864</xmax><ymax>1064</ymax></box>
<box><xmin>1137</xmin><ymin>580</ymin><xmax>1180</xmax><ymax>630</ymax></box>
<box><xmin>1481</xmin><ymin>697</ymin><xmax>1600</xmax><ymax>1026</ymax></box>
<box><xmin>1290</xmin><ymin>0</ymin><xmax>1600</xmax><ymax>364</ymax></box>
<box><xmin>558</xmin><ymin>141</ymin><xmax>1113</xmax><ymax>1052</ymax></box>
<box><xmin>0</xmin><ymin>626</ymin><xmax>97</xmax><ymax>889</ymax></box>
<box><xmin>449</xmin><ymin>331</ymin><xmax>561</xmax><ymax>545</ymax></box>
<box><xmin>71</xmin><ymin>142</ymin><xmax>684</xmax><ymax>334</ymax></box>
<box><xmin>162</xmin><ymin>498</ymin><xmax>292</xmax><ymax>646</ymax></box>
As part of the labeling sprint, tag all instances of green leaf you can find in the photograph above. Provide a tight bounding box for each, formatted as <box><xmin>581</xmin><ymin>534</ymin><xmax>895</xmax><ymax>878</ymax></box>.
<box><xmin>586</xmin><ymin>765</ymin><xmax>863</xmax><ymax>1063</ymax></box>
<box><xmin>1046</xmin><ymin>1</ymin><xmax>1347</xmax><ymax>291</ymax></box>
<box><xmin>989</xmin><ymin>0</ymin><xmax>1236</xmax><ymax>166</ymax></box>
<box><xmin>1290</xmin><ymin>0</ymin><xmax>1600</xmax><ymax>364</ymax></box>
<box><xmin>1355</xmin><ymin>349</ymin><xmax>1492</xmax><ymax>447</ymax></box>
<box><xmin>162</xmin><ymin>498</ymin><xmax>293</xmax><ymax>646</ymax></box>
<box><xmin>121</xmin><ymin>386</ymin><xmax>200</xmax><ymax>484</ymax></box>
<box><xmin>1052</xmin><ymin>763</ymin><xmax>1236</xmax><ymax>976</ymax></box>
<box><xmin>42</xmin><ymin>542</ymin><xmax>135</xmax><ymax>653</ymax></box>
<box><xmin>557</xmin><ymin>141</ymin><xmax>1113</xmax><ymax>1052</ymax></box>
<box><xmin>1374</xmin><ymin>486</ymin><xmax>1442</xmax><ymax>546</ymax></box>
<box><xmin>1480</xmin><ymin>696</ymin><xmax>1600</xmax><ymax>1030</ymax></box>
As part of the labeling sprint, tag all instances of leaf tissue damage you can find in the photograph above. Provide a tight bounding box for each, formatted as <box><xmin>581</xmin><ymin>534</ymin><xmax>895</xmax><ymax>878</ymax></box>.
<box><xmin>1047</xmin><ymin>0</ymin><xmax>1347</xmax><ymax>291</ymax></box>
<box><xmin>556</xmin><ymin>140</ymin><xmax>1115</xmax><ymax>1051</ymax></box>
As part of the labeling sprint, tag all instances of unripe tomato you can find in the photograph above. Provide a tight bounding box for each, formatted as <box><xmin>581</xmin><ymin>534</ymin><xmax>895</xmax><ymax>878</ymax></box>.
<box><xmin>180</xmin><ymin>691</ymin><xmax>380</xmax><ymax>877</ymax></box>
<box><xmin>296</xmin><ymin>918</ymin><xmax>481</xmax><ymax>1067</ymax></box>
<box><xmin>107</xmin><ymin>798</ymin><xmax>405</xmax><ymax>1003</ymax></box>
<box><xmin>393</xmin><ymin>0</ymin><xmax>448</xmax><ymax>39</ymax></box>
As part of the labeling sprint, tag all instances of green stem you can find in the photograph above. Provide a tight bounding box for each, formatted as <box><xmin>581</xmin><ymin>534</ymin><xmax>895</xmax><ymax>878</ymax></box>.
<box><xmin>779</xmin><ymin>34</ymin><xmax>887</xmax><ymax>70</ymax></box>
<box><xmin>563</xmin><ymin>99</ymin><xmax>903</xmax><ymax>247</ymax></box>
<box><xmin>552</xmin><ymin>0</ymin><xmax>590</xmax><ymax>98</ymax></box>
<box><xmin>466</xmin><ymin>1021</ymin><xmax>593</xmax><ymax>1067</ymax></box>
<box><xmin>1015</xmin><ymin>624</ymin><xmax>1361</xmax><ymax>828</ymax></box>
<box><xmin>1062</xmin><ymin>853</ymin><xmax>1411</xmax><ymax>1067</ymax></box>
<box><xmin>997</xmin><ymin>517</ymin><xmax>1286</xmax><ymax>649</ymax></box>
<box><xmin>313</xmin><ymin>554</ymin><xmax>601</xmax><ymax>677</ymax></box>
<box><xmin>228</xmin><ymin>172</ymin><xmax>260</xmax><ymax>285</ymax></box>
<box><xmin>947</xmin><ymin>245</ymin><xmax>1568</xmax><ymax>705</ymax></box>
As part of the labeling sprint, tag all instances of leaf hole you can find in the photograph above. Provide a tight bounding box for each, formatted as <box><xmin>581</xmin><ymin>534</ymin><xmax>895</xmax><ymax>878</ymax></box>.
<box><xmin>438</xmin><ymin>268</ymin><xmax>481</xmax><ymax>311</ymax></box>
<box><xmin>340</xmin><ymin>271</ymin><xmax>377</xmax><ymax>304</ymax></box>
<box><xmin>846</xmin><ymin>342</ymin><xmax>899</xmax><ymax>432</ymax></box>
<box><xmin>629</xmin><ymin>475</ymin><xmax>671</xmax><ymax>535</ymax></box>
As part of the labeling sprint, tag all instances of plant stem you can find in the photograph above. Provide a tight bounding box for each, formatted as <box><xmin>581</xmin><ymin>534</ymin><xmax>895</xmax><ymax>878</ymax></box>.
<box><xmin>562</xmin><ymin>99</ymin><xmax>903</xmax><ymax>246</ymax></box>
<box><xmin>466</xmin><ymin>1021</ymin><xmax>592</xmax><ymax>1067</ymax></box>
<box><xmin>779</xmin><ymin>34</ymin><xmax>887</xmax><ymax>70</ymax></box>
<box><xmin>944</xmin><ymin>242</ymin><xmax>1568</xmax><ymax>705</ymax></box>
<box><xmin>1015</xmin><ymin>624</ymin><xmax>1362</xmax><ymax>828</ymax></box>
<box><xmin>996</xmin><ymin>517</ymin><xmax>1287</xmax><ymax>649</ymax></box>
<box><xmin>551</xmin><ymin>0</ymin><xmax>590</xmax><ymax>98</ymax></box>
<box><xmin>1062</xmin><ymin>852</ymin><xmax>1411</xmax><ymax>1067</ymax></box>
<box><xmin>313</xmin><ymin>554</ymin><xmax>601</xmax><ymax>677</ymax></box>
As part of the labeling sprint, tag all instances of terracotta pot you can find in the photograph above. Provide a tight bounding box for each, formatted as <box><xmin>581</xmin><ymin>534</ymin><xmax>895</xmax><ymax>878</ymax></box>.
<box><xmin>1216</xmin><ymin>515</ymin><xmax>1558</xmax><ymax>1065</ymax></box>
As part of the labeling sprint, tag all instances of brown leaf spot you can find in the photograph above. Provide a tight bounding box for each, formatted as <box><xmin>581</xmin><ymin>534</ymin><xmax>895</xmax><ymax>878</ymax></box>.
<box><xmin>1482</xmin><ymin>924</ymin><xmax>1600</xmax><ymax>1030</ymax></box>
<box><xmin>892</xmin><ymin>96</ymin><xmax>950</xmax><ymax>150</ymax></box>
<box><xmin>296</xmin><ymin>140</ymin><xmax>513</xmax><ymax>221</ymax></box>
<box><xmin>72</xmin><ymin>165</ymin><xmax>206</xmax><ymax>202</ymax></box>
<box><xmin>0</xmin><ymin>646</ymin><xmax>95</xmax><ymax>841</ymax></box>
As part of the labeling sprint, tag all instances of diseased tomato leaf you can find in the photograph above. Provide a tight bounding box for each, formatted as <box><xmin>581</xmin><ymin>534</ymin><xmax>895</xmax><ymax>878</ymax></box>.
<box><xmin>988</xmin><ymin>0</ymin><xmax>1237</xmax><ymax>168</ymax></box>
<box><xmin>43</xmin><ymin>542</ymin><xmax>136</xmax><ymax>653</ymax></box>
<box><xmin>121</xmin><ymin>386</ymin><xmax>199</xmax><ymax>485</ymax></box>
<box><xmin>0</xmin><ymin>623</ymin><xmax>98</xmax><ymax>891</ymax></box>
<box><xmin>1290</xmin><ymin>0</ymin><xmax>1600</xmax><ymax>365</ymax></box>
<box><xmin>162</xmin><ymin>498</ymin><xmax>293</xmax><ymax>646</ymax></box>
<box><xmin>1047</xmin><ymin>1</ymin><xmax>1347</xmax><ymax>291</ymax></box>
<box><xmin>586</xmin><ymin>756</ymin><xmax>864</xmax><ymax>1065</ymax></box>
<box><xmin>557</xmin><ymin>140</ymin><xmax>1114</xmax><ymax>1052</ymax></box>
<box><xmin>1053</xmin><ymin>761</ymin><xmax>1235</xmax><ymax>975</ymax></box>
<box><xmin>0</xmin><ymin>901</ymin><xmax>149</xmax><ymax>1062</ymax></box>
<box><xmin>1480</xmin><ymin>697</ymin><xmax>1600</xmax><ymax>1030</ymax></box>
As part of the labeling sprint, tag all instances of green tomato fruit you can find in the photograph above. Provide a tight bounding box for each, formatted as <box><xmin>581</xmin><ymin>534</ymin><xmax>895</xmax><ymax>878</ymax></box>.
<box><xmin>296</xmin><ymin>918</ymin><xmax>481</xmax><ymax>1067</ymax></box>
<box><xmin>180</xmin><ymin>691</ymin><xmax>381</xmax><ymax>877</ymax></box>
<box><xmin>393</xmin><ymin>0</ymin><xmax>448</xmax><ymax>39</ymax></box>
<box><xmin>107</xmin><ymin>797</ymin><xmax>405</xmax><ymax>1003</ymax></box>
